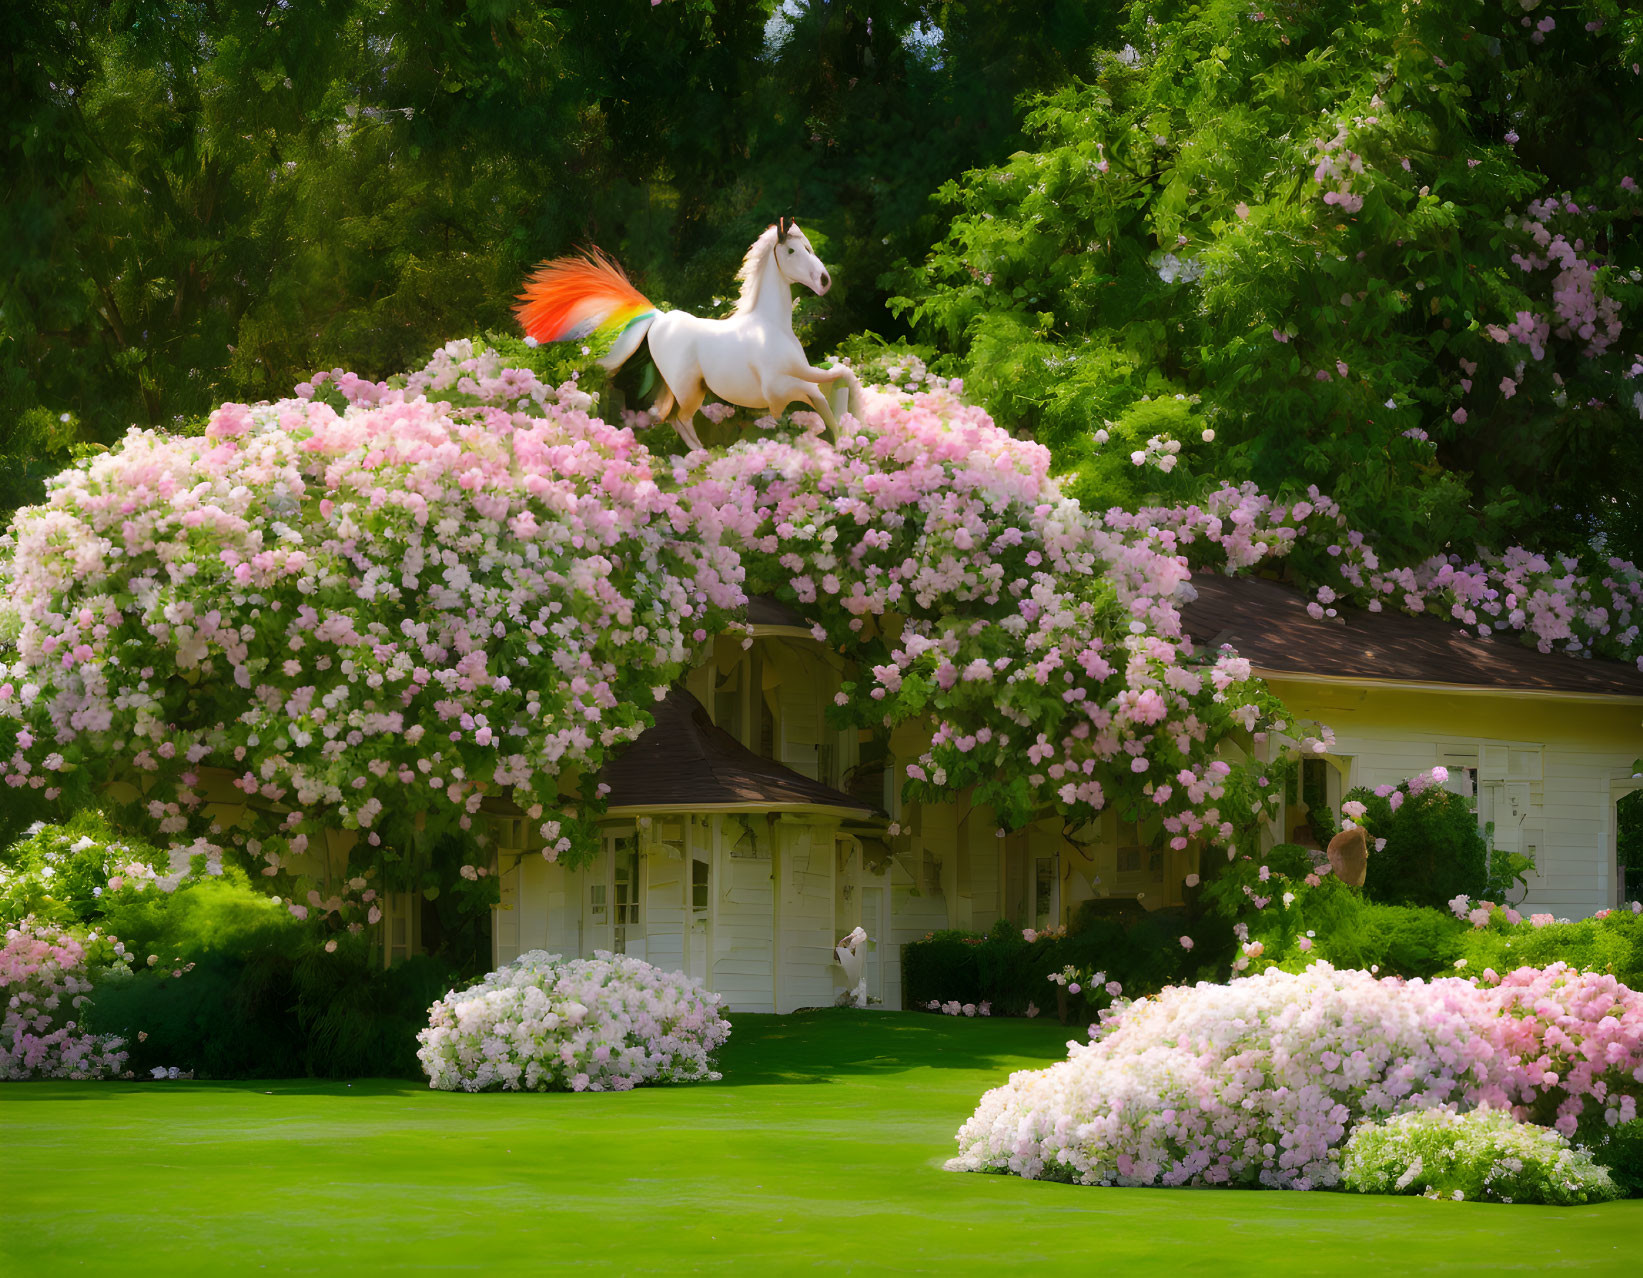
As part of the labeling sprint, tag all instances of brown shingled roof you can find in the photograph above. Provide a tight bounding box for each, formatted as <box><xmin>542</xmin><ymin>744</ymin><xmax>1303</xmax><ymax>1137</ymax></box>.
<box><xmin>1180</xmin><ymin>573</ymin><xmax>1643</xmax><ymax>698</ymax></box>
<box><xmin>745</xmin><ymin>595</ymin><xmax>813</xmax><ymax>631</ymax></box>
<box><xmin>597</xmin><ymin>687</ymin><xmax>880</xmax><ymax>813</ymax></box>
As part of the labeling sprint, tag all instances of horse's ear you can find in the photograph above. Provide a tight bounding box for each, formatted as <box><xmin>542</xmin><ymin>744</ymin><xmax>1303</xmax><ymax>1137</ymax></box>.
<box><xmin>776</xmin><ymin>217</ymin><xmax>789</xmax><ymax>243</ymax></box>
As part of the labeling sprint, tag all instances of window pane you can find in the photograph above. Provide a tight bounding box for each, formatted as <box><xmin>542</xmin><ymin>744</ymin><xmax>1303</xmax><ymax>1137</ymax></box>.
<box><xmin>1034</xmin><ymin>857</ymin><xmax>1054</xmax><ymax>928</ymax></box>
<box><xmin>614</xmin><ymin>840</ymin><xmax>640</xmax><ymax>926</ymax></box>
<box><xmin>692</xmin><ymin>859</ymin><xmax>710</xmax><ymax>913</ymax></box>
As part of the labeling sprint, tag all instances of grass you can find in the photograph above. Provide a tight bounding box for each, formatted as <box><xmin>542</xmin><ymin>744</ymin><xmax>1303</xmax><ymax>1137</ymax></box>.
<box><xmin>2</xmin><ymin>1010</ymin><xmax>1639</xmax><ymax>1275</ymax></box>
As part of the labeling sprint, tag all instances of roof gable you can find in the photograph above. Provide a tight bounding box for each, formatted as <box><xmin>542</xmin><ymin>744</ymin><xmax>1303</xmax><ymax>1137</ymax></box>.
<box><xmin>598</xmin><ymin>687</ymin><xmax>879</xmax><ymax>814</ymax></box>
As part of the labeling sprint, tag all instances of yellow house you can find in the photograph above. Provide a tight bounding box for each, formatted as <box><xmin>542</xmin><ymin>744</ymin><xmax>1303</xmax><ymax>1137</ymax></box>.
<box><xmin>175</xmin><ymin>580</ymin><xmax>1642</xmax><ymax>1014</ymax></box>
<box><xmin>1182</xmin><ymin>574</ymin><xmax>1643</xmax><ymax>918</ymax></box>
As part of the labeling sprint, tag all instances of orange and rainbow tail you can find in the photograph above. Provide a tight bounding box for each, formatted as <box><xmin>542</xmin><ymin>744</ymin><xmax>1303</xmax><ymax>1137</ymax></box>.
<box><xmin>514</xmin><ymin>247</ymin><xmax>659</xmax><ymax>363</ymax></box>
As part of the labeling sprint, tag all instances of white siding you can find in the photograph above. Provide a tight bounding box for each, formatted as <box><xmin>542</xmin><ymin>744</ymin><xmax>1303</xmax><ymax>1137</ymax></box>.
<box><xmin>775</xmin><ymin>824</ymin><xmax>837</xmax><ymax>1012</ymax></box>
<box><xmin>714</xmin><ymin>843</ymin><xmax>777</xmax><ymax>1012</ymax></box>
<box><xmin>645</xmin><ymin>853</ymin><xmax>685</xmax><ymax>976</ymax></box>
<box><xmin>1267</xmin><ymin>680</ymin><xmax>1642</xmax><ymax>918</ymax></box>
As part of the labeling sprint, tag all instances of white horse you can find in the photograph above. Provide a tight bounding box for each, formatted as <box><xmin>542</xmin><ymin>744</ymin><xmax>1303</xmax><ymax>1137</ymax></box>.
<box><xmin>515</xmin><ymin>219</ymin><xmax>864</xmax><ymax>451</ymax></box>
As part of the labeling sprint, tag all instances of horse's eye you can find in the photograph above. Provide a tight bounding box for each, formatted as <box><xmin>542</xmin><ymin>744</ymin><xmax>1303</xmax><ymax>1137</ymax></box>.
<box><xmin>787</xmin><ymin>248</ymin><xmax>795</xmax><ymax>254</ymax></box>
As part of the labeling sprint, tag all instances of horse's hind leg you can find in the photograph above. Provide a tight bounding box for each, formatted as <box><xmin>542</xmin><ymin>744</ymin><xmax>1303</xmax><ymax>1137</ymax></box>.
<box><xmin>651</xmin><ymin>385</ymin><xmax>676</xmax><ymax>422</ymax></box>
<box><xmin>671</xmin><ymin>380</ymin><xmax>708</xmax><ymax>453</ymax></box>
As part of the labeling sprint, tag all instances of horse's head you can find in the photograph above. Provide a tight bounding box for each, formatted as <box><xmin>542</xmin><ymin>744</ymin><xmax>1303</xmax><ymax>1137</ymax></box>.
<box><xmin>773</xmin><ymin>219</ymin><xmax>831</xmax><ymax>295</ymax></box>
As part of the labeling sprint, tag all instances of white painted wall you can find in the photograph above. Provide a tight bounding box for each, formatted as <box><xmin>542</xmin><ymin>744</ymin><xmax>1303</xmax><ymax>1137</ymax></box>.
<box><xmin>1266</xmin><ymin>679</ymin><xmax>1643</xmax><ymax>918</ymax></box>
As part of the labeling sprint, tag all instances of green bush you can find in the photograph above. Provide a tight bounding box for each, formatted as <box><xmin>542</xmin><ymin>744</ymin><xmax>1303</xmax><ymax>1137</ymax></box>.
<box><xmin>4</xmin><ymin>816</ymin><xmax>461</xmax><ymax>1078</ymax></box>
<box><xmin>1459</xmin><ymin>909</ymin><xmax>1643</xmax><ymax>991</ymax></box>
<box><xmin>1341</xmin><ymin>1107</ymin><xmax>1619</xmax><ymax>1205</ymax></box>
<box><xmin>902</xmin><ymin>909</ymin><xmax>1235</xmax><ymax>1020</ymax></box>
<box><xmin>1586</xmin><ymin>1120</ymin><xmax>1643</xmax><ymax>1198</ymax></box>
<box><xmin>1353</xmin><ymin>786</ymin><xmax>1488</xmax><ymax>911</ymax></box>
<box><xmin>88</xmin><ymin>913</ymin><xmax>459</xmax><ymax>1080</ymax></box>
<box><xmin>0</xmin><ymin>811</ymin><xmax>172</xmax><ymax>928</ymax></box>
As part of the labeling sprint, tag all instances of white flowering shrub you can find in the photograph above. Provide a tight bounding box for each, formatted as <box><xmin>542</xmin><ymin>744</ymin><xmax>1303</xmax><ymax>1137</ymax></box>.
<box><xmin>948</xmin><ymin>963</ymin><xmax>1643</xmax><ymax>1189</ymax></box>
<box><xmin>2</xmin><ymin>816</ymin><xmax>222</xmax><ymax>932</ymax></box>
<box><xmin>417</xmin><ymin>950</ymin><xmax>730</xmax><ymax>1093</ymax></box>
<box><xmin>1341</xmin><ymin>1107</ymin><xmax>1618</xmax><ymax>1205</ymax></box>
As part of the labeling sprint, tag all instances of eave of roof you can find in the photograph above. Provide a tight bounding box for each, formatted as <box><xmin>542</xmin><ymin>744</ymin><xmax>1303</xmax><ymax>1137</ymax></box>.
<box><xmin>596</xmin><ymin>686</ymin><xmax>880</xmax><ymax>816</ymax></box>
<box><xmin>744</xmin><ymin>594</ymin><xmax>818</xmax><ymax>639</ymax></box>
<box><xmin>1180</xmin><ymin>573</ymin><xmax>1643</xmax><ymax>700</ymax></box>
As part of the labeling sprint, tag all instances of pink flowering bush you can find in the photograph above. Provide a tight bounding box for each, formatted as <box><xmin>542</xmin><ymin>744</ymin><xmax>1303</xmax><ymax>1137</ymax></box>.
<box><xmin>2</xmin><ymin>919</ymin><xmax>131</xmax><ymax>1080</ymax></box>
<box><xmin>0</xmin><ymin>339</ymin><xmax>745</xmax><ymax>906</ymax></box>
<box><xmin>675</xmin><ymin>370</ymin><xmax>1286</xmax><ymax>839</ymax></box>
<box><xmin>947</xmin><ymin>962</ymin><xmax>1643</xmax><ymax>1189</ymax></box>
<box><xmin>417</xmin><ymin>950</ymin><xmax>730</xmax><ymax>1093</ymax></box>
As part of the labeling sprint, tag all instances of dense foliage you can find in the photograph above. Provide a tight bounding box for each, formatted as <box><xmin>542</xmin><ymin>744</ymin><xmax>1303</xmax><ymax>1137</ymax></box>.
<box><xmin>893</xmin><ymin>0</ymin><xmax>1643</xmax><ymax>564</ymax></box>
<box><xmin>417</xmin><ymin>950</ymin><xmax>731</xmax><ymax>1092</ymax></box>
<box><xmin>1203</xmin><ymin>821</ymin><xmax>1643</xmax><ymax>986</ymax></box>
<box><xmin>902</xmin><ymin>910</ymin><xmax>1235</xmax><ymax>1019</ymax></box>
<box><xmin>1</xmin><ymin>815</ymin><xmax>459</xmax><ymax>1078</ymax></box>
<box><xmin>1341</xmin><ymin>1107</ymin><xmax>1619</xmax><ymax>1205</ymax></box>
<box><xmin>1</xmin><ymin>0</ymin><xmax>1121</xmax><ymax>518</ymax></box>
<box><xmin>1352</xmin><ymin>776</ymin><xmax>1492</xmax><ymax>910</ymax></box>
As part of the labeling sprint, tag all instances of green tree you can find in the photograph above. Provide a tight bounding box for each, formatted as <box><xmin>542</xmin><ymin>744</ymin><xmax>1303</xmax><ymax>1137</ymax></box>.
<box><xmin>892</xmin><ymin>0</ymin><xmax>1643</xmax><ymax>565</ymax></box>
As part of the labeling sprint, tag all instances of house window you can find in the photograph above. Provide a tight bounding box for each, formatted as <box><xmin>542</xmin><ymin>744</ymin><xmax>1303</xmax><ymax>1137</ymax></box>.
<box><xmin>1301</xmin><ymin>759</ymin><xmax>1328</xmax><ymax>816</ymax></box>
<box><xmin>613</xmin><ymin>838</ymin><xmax>641</xmax><ymax>954</ymax></box>
<box><xmin>588</xmin><ymin>882</ymin><xmax>608</xmax><ymax>926</ymax></box>
<box><xmin>692</xmin><ymin>857</ymin><xmax>710</xmax><ymax>914</ymax></box>
<box><xmin>1033</xmin><ymin>857</ymin><xmax>1055</xmax><ymax>929</ymax></box>
<box><xmin>1118</xmin><ymin>847</ymin><xmax>1142</xmax><ymax>873</ymax></box>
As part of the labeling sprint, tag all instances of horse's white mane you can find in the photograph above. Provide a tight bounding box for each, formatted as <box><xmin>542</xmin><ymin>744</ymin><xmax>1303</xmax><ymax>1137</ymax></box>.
<box><xmin>732</xmin><ymin>224</ymin><xmax>785</xmax><ymax>315</ymax></box>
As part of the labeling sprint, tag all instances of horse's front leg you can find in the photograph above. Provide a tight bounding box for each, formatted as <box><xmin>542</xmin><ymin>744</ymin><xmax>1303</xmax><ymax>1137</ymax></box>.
<box><xmin>795</xmin><ymin>364</ymin><xmax>864</xmax><ymax>420</ymax></box>
<box><xmin>768</xmin><ymin>375</ymin><xmax>839</xmax><ymax>440</ymax></box>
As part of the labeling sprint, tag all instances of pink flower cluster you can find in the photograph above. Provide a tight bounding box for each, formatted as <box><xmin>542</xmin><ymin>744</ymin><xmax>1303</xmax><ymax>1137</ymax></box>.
<box><xmin>1312</xmin><ymin>122</ymin><xmax>1365</xmax><ymax>215</ymax></box>
<box><xmin>924</xmin><ymin>999</ymin><xmax>991</xmax><ymax>1017</ymax></box>
<box><xmin>2</xmin><ymin>920</ymin><xmax>130</xmax><ymax>1080</ymax></box>
<box><xmin>417</xmin><ymin>949</ymin><xmax>730</xmax><ymax>1092</ymax></box>
<box><xmin>1503</xmin><ymin>198</ymin><xmax>1623</xmax><ymax>358</ymax></box>
<box><xmin>947</xmin><ymin>962</ymin><xmax>1643</xmax><ymax>1189</ymax></box>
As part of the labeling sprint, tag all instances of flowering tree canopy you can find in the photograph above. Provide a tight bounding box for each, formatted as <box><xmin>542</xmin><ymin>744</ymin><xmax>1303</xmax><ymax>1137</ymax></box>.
<box><xmin>0</xmin><ymin>340</ymin><xmax>1285</xmax><ymax>921</ymax></box>
<box><xmin>2</xmin><ymin>338</ymin><xmax>1639</xmax><ymax>932</ymax></box>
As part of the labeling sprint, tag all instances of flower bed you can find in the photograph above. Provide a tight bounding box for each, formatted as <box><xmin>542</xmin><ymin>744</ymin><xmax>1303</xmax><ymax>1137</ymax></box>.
<box><xmin>947</xmin><ymin>962</ymin><xmax>1643</xmax><ymax>1189</ymax></box>
<box><xmin>417</xmin><ymin>950</ymin><xmax>730</xmax><ymax>1093</ymax></box>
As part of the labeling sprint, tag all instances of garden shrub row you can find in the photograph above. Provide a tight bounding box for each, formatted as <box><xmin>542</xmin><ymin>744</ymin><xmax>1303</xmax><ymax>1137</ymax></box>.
<box><xmin>902</xmin><ymin>906</ymin><xmax>1236</xmax><ymax>1021</ymax></box>
<box><xmin>2</xmin><ymin>815</ymin><xmax>461</xmax><ymax>1079</ymax></box>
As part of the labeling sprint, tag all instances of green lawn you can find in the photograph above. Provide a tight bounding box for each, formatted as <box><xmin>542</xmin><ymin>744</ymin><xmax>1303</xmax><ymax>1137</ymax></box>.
<box><xmin>2</xmin><ymin>1011</ymin><xmax>1638</xmax><ymax>1275</ymax></box>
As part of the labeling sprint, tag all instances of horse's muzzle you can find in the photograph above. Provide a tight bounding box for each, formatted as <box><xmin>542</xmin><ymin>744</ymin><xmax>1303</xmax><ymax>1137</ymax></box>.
<box><xmin>817</xmin><ymin>271</ymin><xmax>831</xmax><ymax>294</ymax></box>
